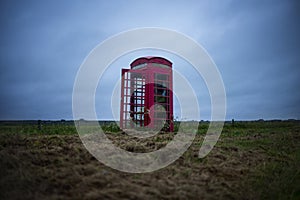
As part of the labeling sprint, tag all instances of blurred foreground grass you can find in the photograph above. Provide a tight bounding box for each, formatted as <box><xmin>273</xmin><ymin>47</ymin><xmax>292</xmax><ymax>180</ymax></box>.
<box><xmin>0</xmin><ymin>120</ymin><xmax>299</xmax><ymax>199</ymax></box>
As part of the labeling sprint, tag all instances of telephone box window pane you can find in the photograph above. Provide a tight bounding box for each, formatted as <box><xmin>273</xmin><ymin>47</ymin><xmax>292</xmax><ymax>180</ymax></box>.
<box><xmin>155</xmin><ymin>74</ymin><xmax>168</xmax><ymax>81</ymax></box>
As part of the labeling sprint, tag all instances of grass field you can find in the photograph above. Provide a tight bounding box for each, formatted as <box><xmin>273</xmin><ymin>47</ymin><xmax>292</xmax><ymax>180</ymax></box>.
<box><xmin>0</xmin><ymin>120</ymin><xmax>299</xmax><ymax>199</ymax></box>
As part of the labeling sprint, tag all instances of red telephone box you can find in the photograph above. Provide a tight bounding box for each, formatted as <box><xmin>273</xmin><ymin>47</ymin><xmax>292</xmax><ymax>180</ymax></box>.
<box><xmin>120</xmin><ymin>56</ymin><xmax>174</xmax><ymax>132</ymax></box>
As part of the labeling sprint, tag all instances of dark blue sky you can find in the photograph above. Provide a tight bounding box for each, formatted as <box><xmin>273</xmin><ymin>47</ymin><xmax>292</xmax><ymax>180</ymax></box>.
<box><xmin>0</xmin><ymin>0</ymin><xmax>299</xmax><ymax>120</ymax></box>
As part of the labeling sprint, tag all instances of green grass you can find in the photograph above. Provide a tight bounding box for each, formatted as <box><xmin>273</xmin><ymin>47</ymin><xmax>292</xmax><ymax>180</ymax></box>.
<box><xmin>0</xmin><ymin>121</ymin><xmax>122</xmax><ymax>135</ymax></box>
<box><xmin>218</xmin><ymin>121</ymin><xmax>300</xmax><ymax>199</ymax></box>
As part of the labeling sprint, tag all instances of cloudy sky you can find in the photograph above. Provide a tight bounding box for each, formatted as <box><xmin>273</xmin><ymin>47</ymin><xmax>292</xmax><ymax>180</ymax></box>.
<box><xmin>0</xmin><ymin>0</ymin><xmax>299</xmax><ymax>121</ymax></box>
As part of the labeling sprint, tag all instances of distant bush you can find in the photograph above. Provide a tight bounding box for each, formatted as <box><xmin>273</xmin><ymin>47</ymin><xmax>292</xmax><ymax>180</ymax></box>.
<box><xmin>101</xmin><ymin>122</ymin><xmax>121</xmax><ymax>133</ymax></box>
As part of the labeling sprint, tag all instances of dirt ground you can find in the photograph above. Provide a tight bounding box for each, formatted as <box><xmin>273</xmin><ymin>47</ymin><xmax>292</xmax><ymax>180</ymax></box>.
<box><xmin>0</xmin><ymin>124</ymin><xmax>299</xmax><ymax>200</ymax></box>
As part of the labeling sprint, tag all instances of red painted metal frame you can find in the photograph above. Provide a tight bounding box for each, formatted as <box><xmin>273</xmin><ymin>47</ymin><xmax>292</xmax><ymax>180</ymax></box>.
<box><xmin>120</xmin><ymin>57</ymin><xmax>174</xmax><ymax>132</ymax></box>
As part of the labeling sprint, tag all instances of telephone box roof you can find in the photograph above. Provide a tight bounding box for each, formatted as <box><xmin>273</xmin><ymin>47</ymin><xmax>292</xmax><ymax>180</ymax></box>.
<box><xmin>130</xmin><ymin>56</ymin><xmax>172</xmax><ymax>69</ymax></box>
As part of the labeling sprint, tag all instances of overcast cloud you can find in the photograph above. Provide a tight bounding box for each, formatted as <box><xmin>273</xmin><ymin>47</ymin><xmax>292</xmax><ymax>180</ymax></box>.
<box><xmin>0</xmin><ymin>0</ymin><xmax>299</xmax><ymax>120</ymax></box>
